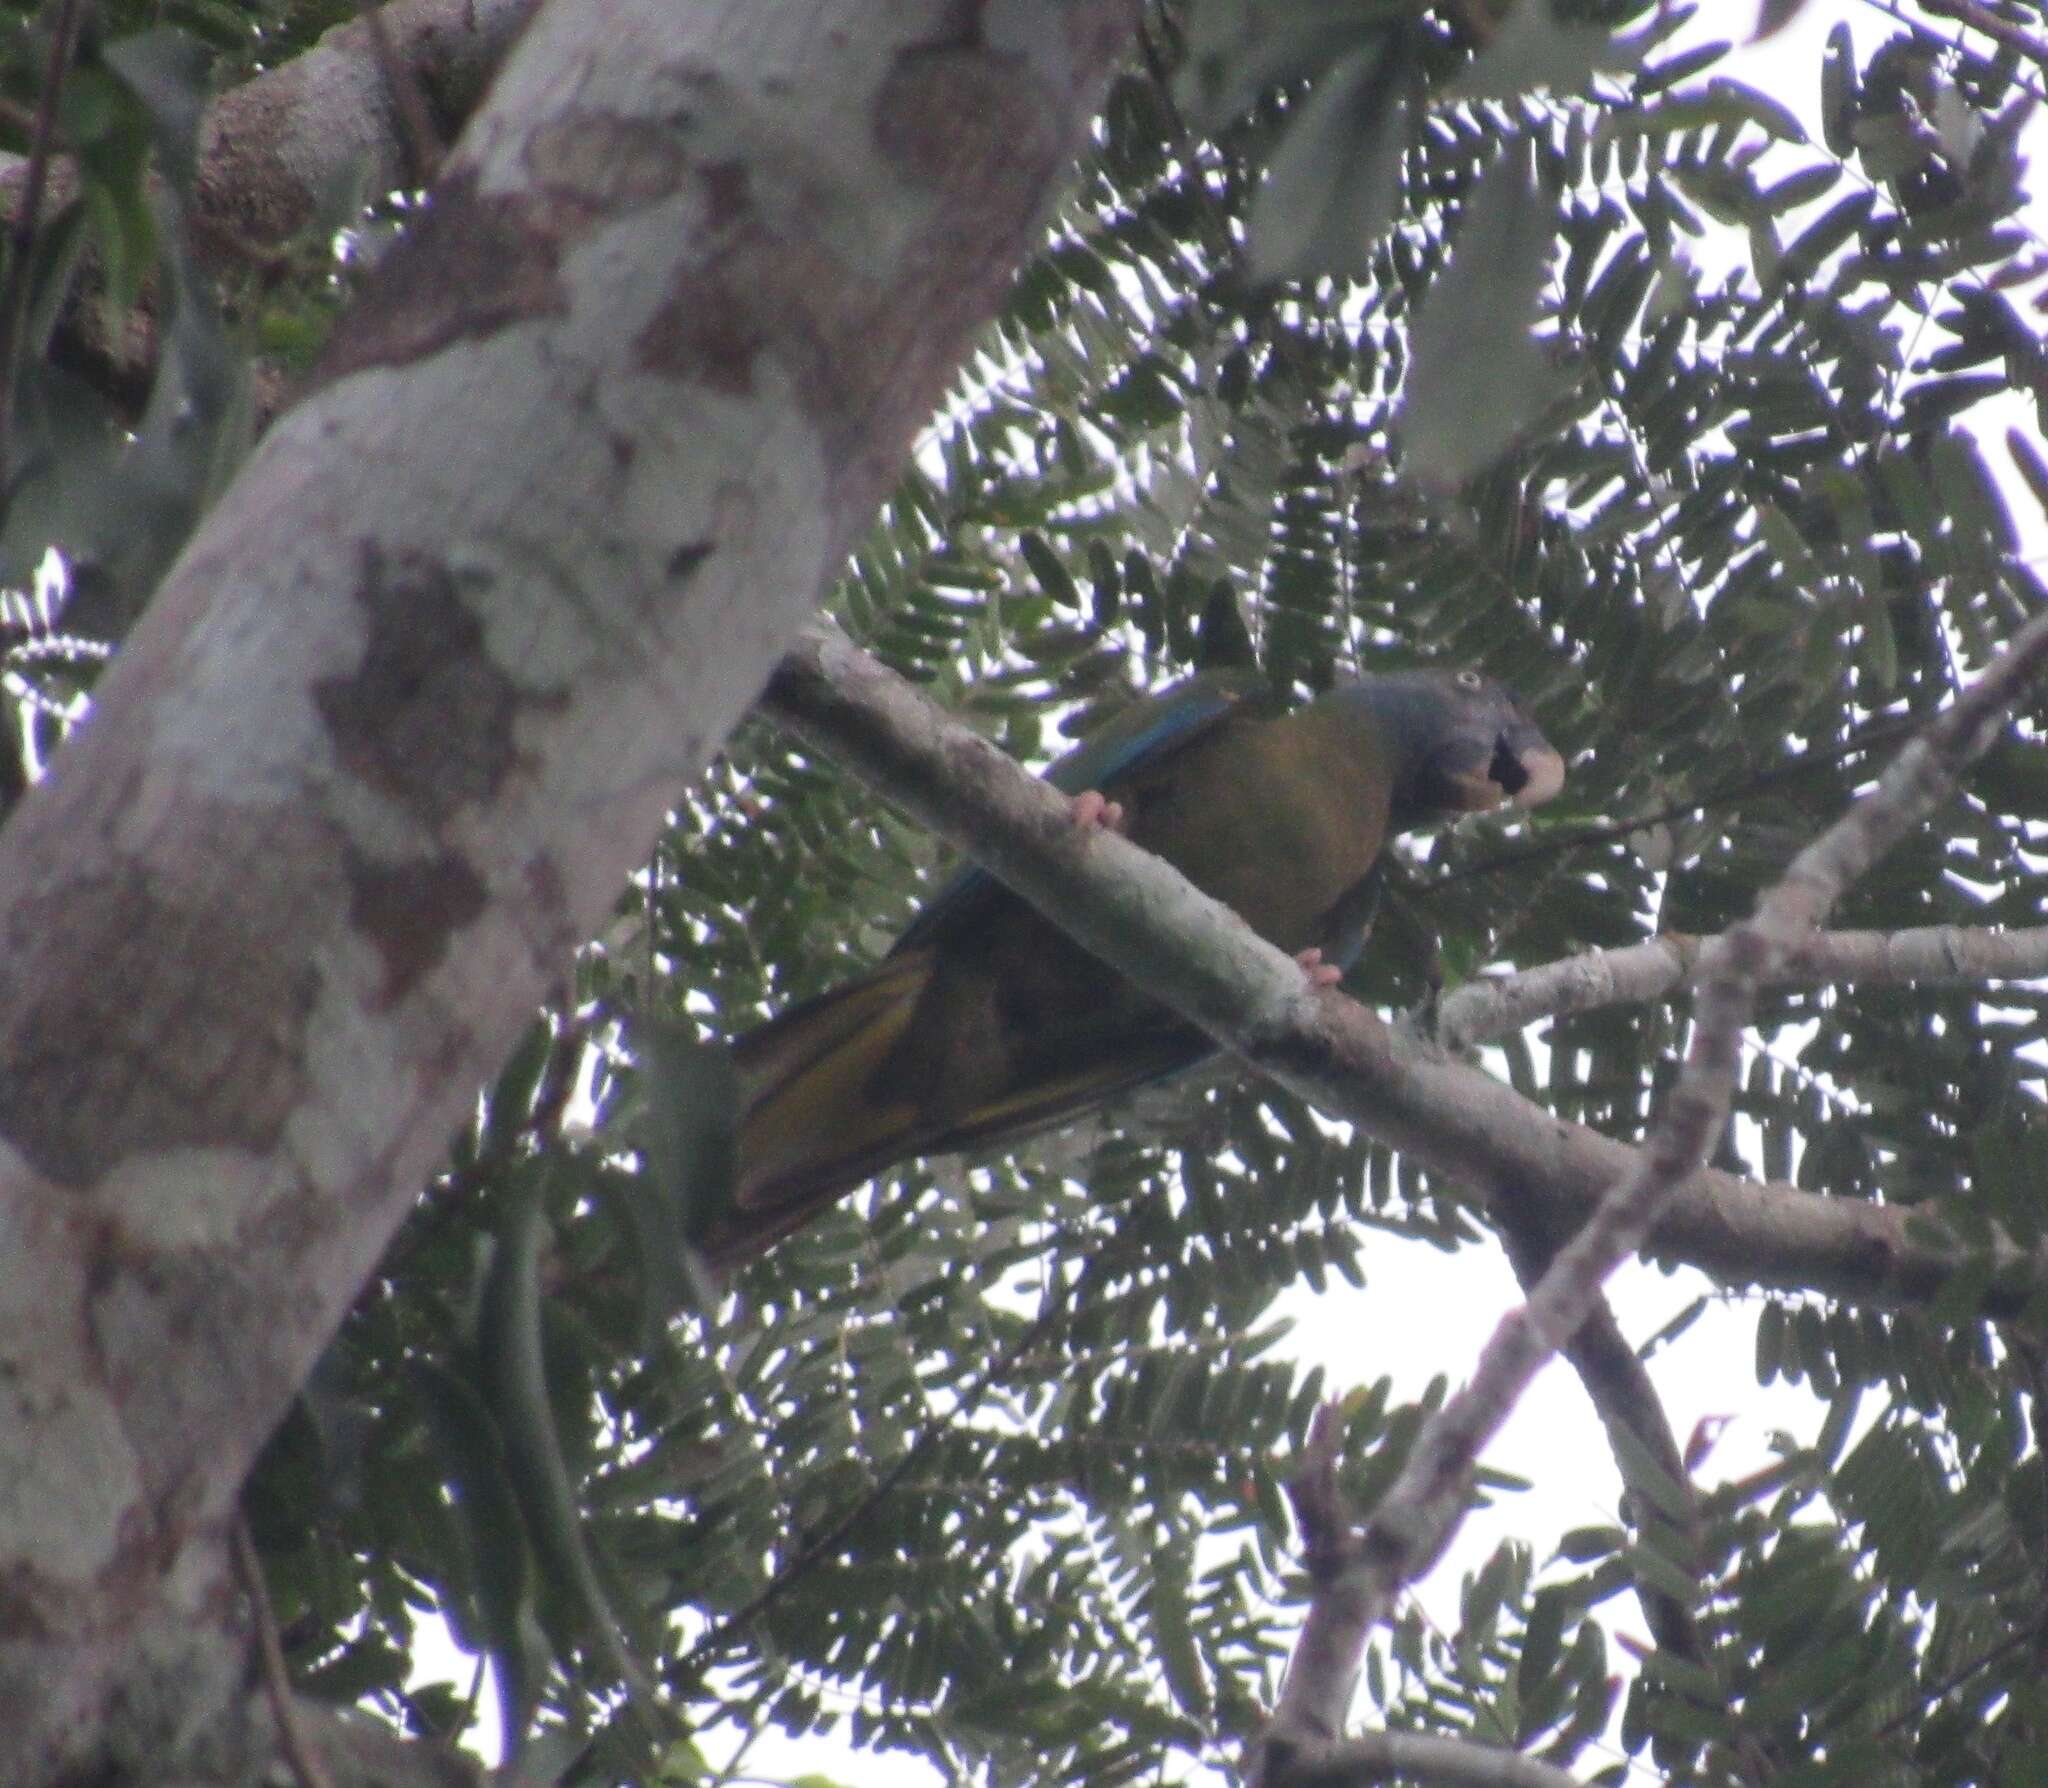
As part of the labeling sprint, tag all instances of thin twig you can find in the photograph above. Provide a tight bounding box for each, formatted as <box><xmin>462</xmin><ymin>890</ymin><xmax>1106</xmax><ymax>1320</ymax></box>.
<box><xmin>1872</xmin><ymin>1621</ymin><xmax>2041</xmax><ymax>1741</ymax></box>
<box><xmin>232</xmin><ymin>1513</ymin><xmax>338</xmax><ymax>1788</ymax></box>
<box><xmin>1917</xmin><ymin>0</ymin><xmax>2048</xmax><ymax>77</ymax></box>
<box><xmin>0</xmin><ymin>0</ymin><xmax>85</xmax><ymax>490</ymax></box>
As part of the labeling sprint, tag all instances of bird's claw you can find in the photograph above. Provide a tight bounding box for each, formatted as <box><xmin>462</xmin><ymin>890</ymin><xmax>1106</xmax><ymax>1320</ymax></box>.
<box><xmin>1396</xmin><ymin>979</ymin><xmax>1445</xmax><ymax>1047</ymax></box>
<box><xmin>1070</xmin><ymin>790</ymin><xmax>1126</xmax><ymax>832</ymax></box>
<box><xmin>1294</xmin><ymin>947</ymin><xmax>1345</xmax><ymax>989</ymax></box>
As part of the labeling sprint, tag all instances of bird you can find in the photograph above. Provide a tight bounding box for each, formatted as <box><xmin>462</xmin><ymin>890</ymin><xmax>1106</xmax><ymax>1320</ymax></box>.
<box><xmin>705</xmin><ymin>665</ymin><xmax>1564</xmax><ymax>1260</ymax></box>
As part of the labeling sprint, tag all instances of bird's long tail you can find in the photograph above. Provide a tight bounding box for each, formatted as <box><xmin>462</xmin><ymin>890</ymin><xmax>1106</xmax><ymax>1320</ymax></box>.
<box><xmin>714</xmin><ymin>950</ymin><xmax>1211</xmax><ymax>1263</ymax></box>
<box><xmin>722</xmin><ymin>952</ymin><xmax>937</xmax><ymax>1251</ymax></box>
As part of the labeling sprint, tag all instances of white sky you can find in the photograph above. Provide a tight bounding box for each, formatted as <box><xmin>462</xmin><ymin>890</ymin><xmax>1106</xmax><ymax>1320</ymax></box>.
<box><xmin>410</xmin><ymin>3</ymin><xmax>2042</xmax><ymax>1781</ymax></box>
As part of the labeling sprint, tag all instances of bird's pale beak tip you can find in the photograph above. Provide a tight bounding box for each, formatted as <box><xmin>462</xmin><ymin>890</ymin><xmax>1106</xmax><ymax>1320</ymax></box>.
<box><xmin>1512</xmin><ymin>746</ymin><xmax>1567</xmax><ymax>809</ymax></box>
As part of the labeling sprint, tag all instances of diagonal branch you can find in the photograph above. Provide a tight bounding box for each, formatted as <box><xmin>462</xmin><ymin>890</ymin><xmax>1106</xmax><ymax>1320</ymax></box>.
<box><xmin>0</xmin><ymin>5</ymin><xmax>1146</xmax><ymax>1772</ymax></box>
<box><xmin>1491</xmin><ymin>1211</ymin><xmax>1716</xmax><ymax>1668</ymax></box>
<box><xmin>1492</xmin><ymin>1203</ymin><xmax>1777</xmax><ymax>1784</ymax></box>
<box><xmin>1249</xmin><ymin>608</ymin><xmax>2048</xmax><ymax>1774</ymax></box>
<box><xmin>761</xmin><ymin>624</ymin><xmax>2048</xmax><ymax>1320</ymax></box>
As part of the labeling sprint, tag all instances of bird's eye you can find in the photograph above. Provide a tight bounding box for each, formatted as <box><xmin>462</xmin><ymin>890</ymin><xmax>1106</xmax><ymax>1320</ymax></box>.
<box><xmin>1455</xmin><ymin>669</ymin><xmax>1483</xmax><ymax>691</ymax></box>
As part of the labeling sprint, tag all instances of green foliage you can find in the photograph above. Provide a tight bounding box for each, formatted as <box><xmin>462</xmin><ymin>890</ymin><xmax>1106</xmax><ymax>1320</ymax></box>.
<box><xmin>0</xmin><ymin>10</ymin><xmax>252</xmax><ymax>625</ymax></box>
<box><xmin>0</xmin><ymin>0</ymin><xmax>353</xmax><ymax>734</ymax></box>
<box><xmin>10</xmin><ymin>0</ymin><xmax>2047</xmax><ymax>1782</ymax></box>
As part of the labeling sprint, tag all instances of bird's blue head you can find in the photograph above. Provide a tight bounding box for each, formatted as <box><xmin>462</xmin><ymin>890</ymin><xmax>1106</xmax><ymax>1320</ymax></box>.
<box><xmin>1335</xmin><ymin>668</ymin><xmax>1565</xmax><ymax>833</ymax></box>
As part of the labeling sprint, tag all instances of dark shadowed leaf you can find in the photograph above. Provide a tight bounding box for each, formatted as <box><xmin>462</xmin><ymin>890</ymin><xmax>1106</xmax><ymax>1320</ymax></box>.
<box><xmin>477</xmin><ymin>1175</ymin><xmax>671</xmax><ymax>1749</ymax></box>
<box><xmin>1446</xmin><ymin>0</ymin><xmax>1642</xmax><ymax>103</ymax></box>
<box><xmin>410</xmin><ymin>1358</ymin><xmax>549</xmax><ymax>1762</ymax></box>
<box><xmin>634</xmin><ymin>1012</ymin><xmax>739</xmax><ymax>1258</ymax></box>
<box><xmin>1176</xmin><ymin>0</ymin><xmax>1377</xmax><ymax>133</ymax></box>
<box><xmin>1753</xmin><ymin>0</ymin><xmax>1813</xmax><ymax>41</ymax></box>
<box><xmin>1400</xmin><ymin>141</ymin><xmax>1566</xmax><ymax>484</ymax></box>
<box><xmin>1247</xmin><ymin>43</ymin><xmax>1406</xmax><ymax>285</ymax></box>
<box><xmin>104</xmin><ymin>28</ymin><xmax>213</xmax><ymax>195</ymax></box>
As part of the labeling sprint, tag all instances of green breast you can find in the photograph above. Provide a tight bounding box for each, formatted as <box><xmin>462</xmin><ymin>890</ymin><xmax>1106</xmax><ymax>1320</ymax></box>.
<box><xmin>1117</xmin><ymin>701</ymin><xmax>1394</xmax><ymax>954</ymax></box>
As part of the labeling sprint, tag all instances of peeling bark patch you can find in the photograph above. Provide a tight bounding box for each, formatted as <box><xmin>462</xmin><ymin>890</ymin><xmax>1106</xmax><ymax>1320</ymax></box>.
<box><xmin>86</xmin><ymin>1212</ymin><xmax>316</xmax><ymax>1520</ymax></box>
<box><xmin>526</xmin><ymin>111</ymin><xmax>686</xmax><ymax>209</ymax></box>
<box><xmin>525</xmin><ymin>853</ymin><xmax>567</xmax><ymax>918</ymax></box>
<box><xmin>635</xmin><ymin>269</ymin><xmax>763</xmax><ymax>395</ymax></box>
<box><xmin>626</xmin><ymin>156</ymin><xmax>768</xmax><ymax>392</ymax></box>
<box><xmin>701</xmin><ymin>158</ymin><xmax>750</xmax><ymax>230</ymax></box>
<box><xmin>310</xmin><ymin>172</ymin><xmax>571</xmax><ymax>386</ymax></box>
<box><xmin>667</xmin><ymin>538</ymin><xmax>712</xmax><ymax>580</ymax></box>
<box><xmin>875</xmin><ymin>42</ymin><xmax>1041</xmax><ymax>198</ymax></box>
<box><xmin>640</xmin><ymin>19</ymin><xmax>1080</xmax><ymax>543</ymax></box>
<box><xmin>522</xmin><ymin>851</ymin><xmax>577</xmax><ymax>974</ymax></box>
<box><xmin>346</xmin><ymin>849</ymin><xmax>488</xmax><ymax>1009</ymax></box>
<box><xmin>315</xmin><ymin>544</ymin><xmax>522</xmax><ymax>826</ymax></box>
<box><xmin>634</xmin><ymin>38</ymin><xmax>1064</xmax><ymax>535</ymax></box>
<box><xmin>0</xmin><ymin>819</ymin><xmax>323</xmax><ymax>1188</ymax></box>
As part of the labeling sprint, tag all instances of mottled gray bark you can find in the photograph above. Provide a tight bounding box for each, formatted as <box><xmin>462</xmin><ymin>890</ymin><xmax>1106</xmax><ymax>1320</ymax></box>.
<box><xmin>0</xmin><ymin>3</ymin><xmax>1138</xmax><ymax>1779</ymax></box>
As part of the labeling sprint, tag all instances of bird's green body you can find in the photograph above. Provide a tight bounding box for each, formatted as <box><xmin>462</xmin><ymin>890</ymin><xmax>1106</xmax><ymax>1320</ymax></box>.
<box><xmin>718</xmin><ymin>667</ymin><xmax>1563</xmax><ymax>1255</ymax></box>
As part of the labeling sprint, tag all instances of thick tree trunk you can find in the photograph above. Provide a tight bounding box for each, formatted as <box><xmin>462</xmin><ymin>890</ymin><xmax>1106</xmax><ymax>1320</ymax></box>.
<box><xmin>0</xmin><ymin>1</ymin><xmax>1136</xmax><ymax>1778</ymax></box>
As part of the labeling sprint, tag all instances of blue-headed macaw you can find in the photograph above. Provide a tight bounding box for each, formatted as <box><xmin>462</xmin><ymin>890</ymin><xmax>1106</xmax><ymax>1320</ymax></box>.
<box><xmin>712</xmin><ymin>666</ymin><xmax>1563</xmax><ymax>1257</ymax></box>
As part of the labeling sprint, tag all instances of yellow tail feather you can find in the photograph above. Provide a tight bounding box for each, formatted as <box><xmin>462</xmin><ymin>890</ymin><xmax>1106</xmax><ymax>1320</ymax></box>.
<box><xmin>722</xmin><ymin>953</ymin><xmax>1210</xmax><ymax>1260</ymax></box>
<box><xmin>733</xmin><ymin>954</ymin><xmax>931</xmax><ymax>1215</ymax></box>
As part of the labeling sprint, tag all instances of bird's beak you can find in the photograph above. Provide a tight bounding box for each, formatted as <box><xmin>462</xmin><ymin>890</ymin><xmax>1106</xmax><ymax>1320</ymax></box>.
<box><xmin>1437</xmin><ymin>725</ymin><xmax>1566</xmax><ymax>812</ymax></box>
<box><xmin>1495</xmin><ymin>726</ymin><xmax>1566</xmax><ymax>809</ymax></box>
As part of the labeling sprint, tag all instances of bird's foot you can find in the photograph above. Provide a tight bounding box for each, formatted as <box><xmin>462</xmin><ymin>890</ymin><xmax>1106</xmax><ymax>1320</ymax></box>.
<box><xmin>1397</xmin><ymin>978</ymin><xmax>1444</xmax><ymax>1046</ymax></box>
<box><xmin>1070</xmin><ymin>789</ymin><xmax>1127</xmax><ymax>832</ymax></box>
<box><xmin>1294</xmin><ymin>947</ymin><xmax>1345</xmax><ymax>989</ymax></box>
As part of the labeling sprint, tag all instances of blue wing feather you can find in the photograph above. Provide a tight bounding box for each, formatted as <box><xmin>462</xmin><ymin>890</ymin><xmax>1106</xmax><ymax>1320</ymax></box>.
<box><xmin>892</xmin><ymin>670</ymin><xmax>1266</xmax><ymax>956</ymax></box>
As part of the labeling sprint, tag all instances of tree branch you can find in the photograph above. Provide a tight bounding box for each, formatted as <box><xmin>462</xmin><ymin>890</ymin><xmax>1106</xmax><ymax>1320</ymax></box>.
<box><xmin>1492</xmin><ymin>1204</ymin><xmax>1779</xmax><ymax>1783</ymax></box>
<box><xmin>1</xmin><ymin>0</ymin><xmax>533</xmax><ymax>416</ymax></box>
<box><xmin>1250</xmin><ymin>607</ymin><xmax>2048</xmax><ymax>1769</ymax></box>
<box><xmin>1263</xmin><ymin>1727</ymin><xmax>1586</xmax><ymax>1788</ymax></box>
<box><xmin>761</xmin><ymin>624</ymin><xmax>2048</xmax><ymax>1319</ymax></box>
<box><xmin>1493</xmin><ymin>1216</ymin><xmax>1708</xmax><ymax>1647</ymax></box>
<box><xmin>199</xmin><ymin>0</ymin><xmax>527</xmax><ymax>226</ymax></box>
<box><xmin>232</xmin><ymin>1515</ymin><xmax>338</xmax><ymax>1788</ymax></box>
<box><xmin>1439</xmin><ymin>921</ymin><xmax>2048</xmax><ymax>1050</ymax></box>
<box><xmin>0</xmin><ymin>0</ymin><xmax>529</xmax><ymax>242</ymax></box>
